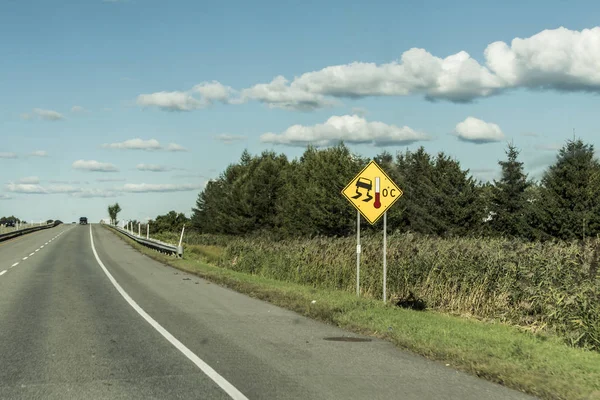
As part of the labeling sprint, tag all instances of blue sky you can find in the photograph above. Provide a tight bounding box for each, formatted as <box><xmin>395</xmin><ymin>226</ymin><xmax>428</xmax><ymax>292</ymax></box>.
<box><xmin>2</xmin><ymin>0</ymin><xmax>600</xmax><ymax>223</ymax></box>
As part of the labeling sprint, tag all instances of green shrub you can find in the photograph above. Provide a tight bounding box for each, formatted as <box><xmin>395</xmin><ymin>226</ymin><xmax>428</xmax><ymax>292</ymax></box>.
<box><xmin>185</xmin><ymin>232</ymin><xmax>600</xmax><ymax>351</ymax></box>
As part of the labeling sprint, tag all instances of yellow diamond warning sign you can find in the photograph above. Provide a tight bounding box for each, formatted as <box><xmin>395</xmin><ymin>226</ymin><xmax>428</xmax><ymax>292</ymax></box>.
<box><xmin>342</xmin><ymin>160</ymin><xmax>403</xmax><ymax>225</ymax></box>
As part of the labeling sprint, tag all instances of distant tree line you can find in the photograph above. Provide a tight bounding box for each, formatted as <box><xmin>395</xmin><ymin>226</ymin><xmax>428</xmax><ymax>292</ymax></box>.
<box><xmin>187</xmin><ymin>138</ymin><xmax>600</xmax><ymax>242</ymax></box>
<box><xmin>0</xmin><ymin>216</ymin><xmax>21</xmax><ymax>224</ymax></box>
<box><xmin>148</xmin><ymin>211</ymin><xmax>189</xmax><ymax>234</ymax></box>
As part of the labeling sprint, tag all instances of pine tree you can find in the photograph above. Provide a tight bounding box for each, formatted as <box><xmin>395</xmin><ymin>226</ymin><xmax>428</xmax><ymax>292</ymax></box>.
<box><xmin>276</xmin><ymin>143</ymin><xmax>364</xmax><ymax>237</ymax></box>
<box><xmin>238</xmin><ymin>151</ymin><xmax>289</xmax><ymax>233</ymax></box>
<box><xmin>394</xmin><ymin>147</ymin><xmax>439</xmax><ymax>235</ymax></box>
<box><xmin>489</xmin><ymin>144</ymin><xmax>532</xmax><ymax>238</ymax></box>
<box><xmin>431</xmin><ymin>152</ymin><xmax>484</xmax><ymax>237</ymax></box>
<box><xmin>392</xmin><ymin>148</ymin><xmax>482</xmax><ymax>237</ymax></box>
<box><xmin>539</xmin><ymin>139</ymin><xmax>600</xmax><ymax>240</ymax></box>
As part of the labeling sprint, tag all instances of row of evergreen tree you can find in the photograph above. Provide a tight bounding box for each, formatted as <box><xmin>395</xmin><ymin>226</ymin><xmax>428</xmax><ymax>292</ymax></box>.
<box><xmin>190</xmin><ymin>139</ymin><xmax>600</xmax><ymax>241</ymax></box>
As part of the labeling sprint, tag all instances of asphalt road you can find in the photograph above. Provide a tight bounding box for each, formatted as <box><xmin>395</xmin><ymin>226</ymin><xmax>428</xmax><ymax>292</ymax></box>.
<box><xmin>0</xmin><ymin>224</ymin><xmax>537</xmax><ymax>400</ymax></box>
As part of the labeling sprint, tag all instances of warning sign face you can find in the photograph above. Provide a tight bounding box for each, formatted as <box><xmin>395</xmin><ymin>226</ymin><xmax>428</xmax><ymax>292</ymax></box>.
<box><xmin>341</xmin><ymin>160</ymin><xmax>403</xmax><ymax>225</ymax></box>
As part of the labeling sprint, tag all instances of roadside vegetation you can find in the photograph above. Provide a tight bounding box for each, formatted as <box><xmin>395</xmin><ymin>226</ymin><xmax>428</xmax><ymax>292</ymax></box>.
<box><xmin>108</xmin><ymin>136</ymin><xmax>600</xmax><ymax>399</ymax></box>
<box><xmin>109</xmin><ymin>227</ymin><xmax>600</xmax><ymax>400</ymax></box>
<box><xmin>149</xmin><ymin>137</ymin><xmax>600</xmax><ymax>352</ymax></box>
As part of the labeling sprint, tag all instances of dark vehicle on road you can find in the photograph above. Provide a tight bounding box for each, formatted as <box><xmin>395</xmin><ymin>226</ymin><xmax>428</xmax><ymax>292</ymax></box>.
<box><xmin>79</xmin><ymin>217</ymin><xmax>88</xmax><ymax>225</ymax></box>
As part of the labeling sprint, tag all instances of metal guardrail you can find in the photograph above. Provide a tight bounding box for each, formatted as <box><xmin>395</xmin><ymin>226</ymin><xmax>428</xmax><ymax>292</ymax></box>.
<box><xmin>0</xmin><ymin>222</ymin><xmax>60</xmax><ymax>242</ymax></box>
<box><xmin>106</xmin><ymin>224</ymin><xmax>183</xmax><ymax>258</ymax></box>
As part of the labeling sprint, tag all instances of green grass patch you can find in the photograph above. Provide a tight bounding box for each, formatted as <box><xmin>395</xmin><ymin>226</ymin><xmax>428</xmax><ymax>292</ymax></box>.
<box><xmin>104</xmin><ymin>225</ymin><xmax>600</xmax><ymax>400</ymax></box>
<box><xmin>185</xmin><ymin>244</ymin><xmax>224</xmax><ymax>264</ymax></box>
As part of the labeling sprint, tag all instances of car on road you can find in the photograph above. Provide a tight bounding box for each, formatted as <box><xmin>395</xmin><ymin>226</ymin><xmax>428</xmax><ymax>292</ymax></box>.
<box><xmin>79</xmin><ymin>217</ymin><xmax>88</xmax><ymax>225</ymax></box>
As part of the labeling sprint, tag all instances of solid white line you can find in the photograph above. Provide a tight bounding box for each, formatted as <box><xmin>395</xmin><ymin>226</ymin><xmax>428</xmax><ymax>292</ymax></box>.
<box><xmin>88</xmin><ymin>226</ymin><xmax>248</xmax><ymax>400</ymax></box>
<box><xmin>22</xmin><ymin>257</ymin><xmax>28</xmax><ymax>260</ymax></box>
<box><xmin>11</xmin><ymin>262</ymin><xmax>18</xmax><ymax>267</ymax></box>
<box><xmin>0</xmin><ymin>270</ymin><xmax>6</xmax><ymax>276</ymax></box>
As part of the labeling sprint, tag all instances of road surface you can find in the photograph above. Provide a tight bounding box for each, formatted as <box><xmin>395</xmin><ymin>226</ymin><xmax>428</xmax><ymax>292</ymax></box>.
<box><xmin>0</xmin><ymin>224</ymin><xmax>536</xmax><ymax>399</ymax></box>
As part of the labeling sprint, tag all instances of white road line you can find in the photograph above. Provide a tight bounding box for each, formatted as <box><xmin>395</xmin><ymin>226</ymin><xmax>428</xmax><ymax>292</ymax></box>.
<box><xmin>45</xmin><ymin>242</ymin><xmax>48</xmax><ymax>245</ymax></box>
<box><xmin>41</xmin><ymin>245</ymin><xmax>44</xmax><ymax>248</ymax></box>
<box><xmin>0</xmin><ymin>270</ymin><xmax>6</xmax><ymax>276</ymax></box>
<box><xmin>11</xmin><ymin>262</ymin><xmax>18</xmax><ymax>267</ymax></box>
<box><xmin>89</xmin><ymin>226</ymin><xmax>248</xmax><ymax>400</ymax></box>
<box><xmin>29</xmin><ymin>252</ymin><xmax>34</xmax><ymax>257</ymax></box>
<box><xmin>22</xmin><ymin>257</ymin><xmax>28</xmax><ymax>260</ymax></box>
<box><xmin>35</xmin><ymin>249</ymin><xmax>40</xmax><ymax>252</ymax></box>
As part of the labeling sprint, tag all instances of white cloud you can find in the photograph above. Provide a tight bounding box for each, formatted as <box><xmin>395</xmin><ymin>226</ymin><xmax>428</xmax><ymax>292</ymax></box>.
<box><xmin>101</xmin><ymin>139</ymin><xmax>187</xmax><ymax>152</ymax></box>
<box><xmin>0</xmin><ymin>194</ymin><xmax>11</xmax><ymax>200</ymax></box>
<box><xmin>289</xmin><ymin>49</ymin><xmax>504</xmax><ymax>103</ymax></box>
<box><xmin>149</xmin><ymin>26</ymin><xmax>599</xmax><ymax>110</ymax></box>
<box><xmin>48</xmin><ymin>179</ymin><xmax>89</xmax><ymax>184</ymax></box>
<box><xmin>192</xmin><ymin>81</ymin><xmax>237</xmax><ymax>103</ymax></box>
<box><xmin>0</xmin><ymin>152</ymin><xmax>18</xmax><ymax>159</ymax></box>
<box><xmin>45</xmin><ymin>185</ymin><xmax>81</xmax><ymax>193</ymax></box>
<box><xmin>133</xmin><ymin>26</ymin><xmax>600</xmax><ymax>113</ymax></box>
<box><xmin>5</xmin><ymin>183</ymin><xmax>46</xmax><ymax>194</ymax></box>
<box><xmin>260</xmin><ymin>114</ymin><xmax>429</xmax><ymax>147</ymax></box>
<box><xmin>137</xmin><ymin>81</ymin><xmax>238</xmax><ymax>111</ymax></box>
<box><xmin>72</xmin><ymin>160</ymin><xmax>119</xmax><ymax>172</ymax></box>
<box><xmin>71</xmin><ymin>189</ymin><xmax>119</xmax><ymax>198</ymax></box>
<box><xmin>534</xmin><ymin>143</ymin><xmax>562</xmax><ymax>151</ymax></box>
<box><xmin>485</xmin><ymin>27</ymin><xmax>600</xmax><ymax>92</ymax></box>
<box><xmin>289</xmin><ymin>26</ymin><xmax>600</xmax><ymax>103</ymax></box>
<box><xmin>241</xmin><ymin>76</ymin><xmax>338</xmax><ymax>111</ymax></box>
<box><xmin>18</xmin><ymin>176</ymin><xmax>40</xmax><ymax>184</ymax></box>
<box><xmin>29</xmin><ymin>150</ymin><xmax>48</xmax><ymax>157</ymax></box>
<box><xmin>96</xmin><ymin>177</ymin><xmax>126</xmax><ymax>182</ymax></box>
<box><xmin>215</xmin><ymin>134</ymin><xmax>247</xmax><ymax>143</ymax></box>
<box><xmin>136</xmin><ymin>163</ymin><xmax>170</xmax><ymax>172</ymax></box>
<box><xmin>102</xmin><ymin>138</ymin><xmax>162</xmax><ymax>151</ymax></box>
<box><xmin>454</xmin><ymin>117</ymin><xmax>505</xmax><ymax>143</ymax></box>
<box><xmin>132</xmin><ymin>26</ymin><xmax>600</xmax><ymax>111</ymax></box>
<box><xmin>31</xmin><ymin>108</ymin><xmax>65</xmax><ymax>121</ymax></box>
<box><xmin>21</xmin><ymin>109</ymin><xmax>64</xmax><ymax>121</ymax></box>
<box><xmin>137</xmin><ymin>91</ymin><xmax>204</xmax><ymax>111</ymax></box>
<box><xmin>71</xmin><ymin>105</ymin><xmax>86</xmax><ymax>113</ymax></box>
<box><xmin>5</xmin><ymin>183</ymin><xmax>80</xmax><ymax>194</ymax></box>
<box><xmin>121</xmin><ymin>183</ymin><xmax>203</xmax><ymax>193</ymax></box>
<box><xmin>166</xmin><ymin>143</ymin><xmax>187</xmax><ymax>152</ymax></box>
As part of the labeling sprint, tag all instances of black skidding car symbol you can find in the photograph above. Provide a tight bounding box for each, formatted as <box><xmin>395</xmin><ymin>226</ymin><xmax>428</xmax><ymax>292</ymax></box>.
<box><xmin>351</xmin><ymin>177</ymin><xmax>373</xmax><ymax>202</ymax></box>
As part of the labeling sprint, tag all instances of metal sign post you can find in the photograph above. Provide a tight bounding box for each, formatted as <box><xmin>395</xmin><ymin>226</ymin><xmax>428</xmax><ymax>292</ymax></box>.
<box><xmin>356</xmin><ymin>210</ymin><xmax>361</xmax><ymax>297</ymax></box>
<box><xmin>341</xmin><ymin>160</ymin><xmax>403</xmax><ymax>302</ymax></box>
<box><xmin>383</xmin><ymin>211</ymin><xmax>387</xmax><ymax>303</ymax></box>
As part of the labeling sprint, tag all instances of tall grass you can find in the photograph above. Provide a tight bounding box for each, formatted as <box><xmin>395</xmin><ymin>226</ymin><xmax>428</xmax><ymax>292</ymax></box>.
<box><xmin>181</xmin><ymin>232</ymin><xmax>600</xmax><ymax>351</ymax></box>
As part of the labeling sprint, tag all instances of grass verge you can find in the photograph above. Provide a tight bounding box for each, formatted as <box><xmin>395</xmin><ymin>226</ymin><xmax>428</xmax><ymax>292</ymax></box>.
<box><xmin>105</xmin><ymin>225</ymin><xmax>600</xmax><ymax>400</ymax></box>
